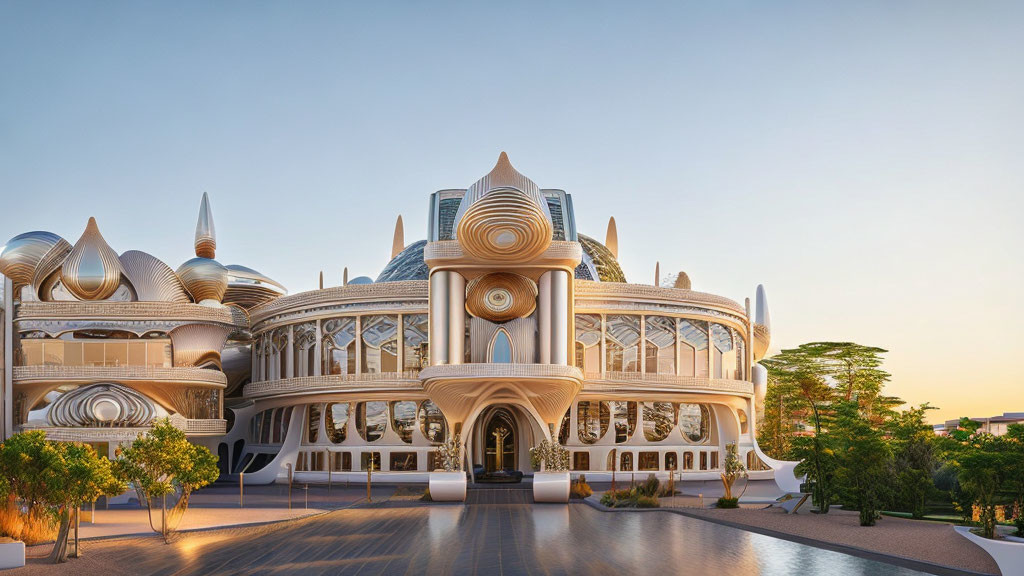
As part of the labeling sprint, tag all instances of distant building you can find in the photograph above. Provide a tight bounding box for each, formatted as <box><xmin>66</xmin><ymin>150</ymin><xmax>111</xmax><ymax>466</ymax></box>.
<box><xmin>935</xmin><ymin>412</ymin><xmax>1024</xmax><ymax>436</ymax></box>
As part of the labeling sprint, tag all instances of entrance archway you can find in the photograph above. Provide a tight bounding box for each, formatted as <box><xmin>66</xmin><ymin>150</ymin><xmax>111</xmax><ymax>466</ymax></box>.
<box><xmin>469</xmin><ymin>403</ymin><xmax>544</xmax><ymax>482</ymax></box>
<box><xmin>483</xmin><ymin>407</ymin><xmax>517</xmax><ymax>472</ymax></box>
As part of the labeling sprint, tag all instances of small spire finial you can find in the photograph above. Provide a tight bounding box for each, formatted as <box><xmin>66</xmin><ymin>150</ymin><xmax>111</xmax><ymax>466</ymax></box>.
<box><xmin>654</xmin><ymin>261</ymin><xmax>660</xmax><ymax>286</ymax></box>
<box><xmin>391</xmin><ymin>215</ymin><xmax>405</xmax><ymax>259</ymax></box>
<box><xmin>343</xmin><ymin>267</ymin><xmax>349</xmax><ymax>286</ymax></box>
<box><xmin>319</xmin><ymin>271</ymin><xmax>324</xmax><ymax>290</ymax></box>
<box><xmin>605</xmin><ymin>217</ymin><xmax>618</xmax><ymax>259</ymax></box>
<box><xmin>194</xmin><ymin>192</ymin><xmax>216</xmax><ymax>259</ymax></box>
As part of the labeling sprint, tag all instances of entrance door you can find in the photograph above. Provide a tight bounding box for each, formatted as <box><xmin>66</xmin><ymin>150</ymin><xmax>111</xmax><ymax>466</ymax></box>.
<box><xmin>483</xmin><ymin>408</ymin><xmax>517</xmax><ymax>472</ymax></box>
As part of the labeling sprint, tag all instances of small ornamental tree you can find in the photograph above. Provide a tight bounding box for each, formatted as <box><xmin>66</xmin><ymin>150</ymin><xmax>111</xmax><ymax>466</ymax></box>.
<box><xmin>113</xmin><ymin>418</ymin><xmax>219</xmax><ymax>541</ymax></box>
<box><xmin>433</xmin><ymin>434</ymin><xmax>462</xmax><ymax>472</ymax></box>
<box><xmin>957</xmin><ymin>445</ymin><xmax>1009</xmax><ymax>539</ymax></box>
<box><xmin>0</xmin><ymin>431</ymin><xmax>124</xmax><ymax>563</ymax></box>
<box><xmin>831</xmin><ymin>401</ymin><xmax>892</xmax><ymax>526</ymax></box>
<box><xmin>720</xmin><ymin>443</ymin><xmax>749</xmax><ymax>503</ymax></box>
<box><xmin>529</xmin><ymin>439</ymin><xmax>569</xmax><ymax>472</ymax></box>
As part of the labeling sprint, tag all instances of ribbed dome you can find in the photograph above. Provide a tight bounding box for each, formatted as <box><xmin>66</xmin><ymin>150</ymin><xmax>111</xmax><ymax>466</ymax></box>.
<box><xmin>376</xmin><ymin>240</ymin><xmax>428</xmax><ymax>282</ymax></box>
<box><xmin>577</xmin><ymin>234</ymin><xmax>626</xmax><ymax>283</ymax></box>
<box><xmin>453</xmin><ymin>153</ymin><xmax>553</xmax><ymax>261</ymax></box>
<box><xmin>177</xmin><ymin>257</ymin><xmax>228</xmax><ymax>304</ymax></box>
<box><xmin>0</xmin><ymin>231</ymin><xmax>64</xmax><ymax>286</ymax></box>
<box><xmin>223</xmin><ymin>264</ymin><xmax>287</xmax><ymax>308</ymax></box>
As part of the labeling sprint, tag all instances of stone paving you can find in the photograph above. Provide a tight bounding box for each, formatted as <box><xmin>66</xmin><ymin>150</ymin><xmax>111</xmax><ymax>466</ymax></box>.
<box><xmin>12</xmin><ymin>486</ymin><xmax>947</xmax><ymax>576</ymax></box>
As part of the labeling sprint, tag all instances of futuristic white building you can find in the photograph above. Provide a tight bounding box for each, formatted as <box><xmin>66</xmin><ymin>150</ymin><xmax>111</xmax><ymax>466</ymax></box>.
<box><xmin>0</xmin><ymin>154</ymin><xmax>796</xmax><ymax>493</ymax></box>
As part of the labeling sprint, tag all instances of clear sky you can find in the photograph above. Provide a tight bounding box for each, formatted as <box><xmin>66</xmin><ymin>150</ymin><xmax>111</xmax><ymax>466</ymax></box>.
<box><xmin>2</xmin><ymin>2</ymin><xmax>1021</xmax><ymax>424</ymax></box>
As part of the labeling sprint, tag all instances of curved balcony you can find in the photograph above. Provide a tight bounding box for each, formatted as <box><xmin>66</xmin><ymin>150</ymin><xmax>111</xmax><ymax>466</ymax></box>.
<box><xmin>243</xmin><ymin>371</ymin><xmax>424</xmax><ymax>400</ymax></box>
<box><xmin>249</xmin><ymin>280</ymin><xmax>428</xmax><ymax>329</ymax></box>
<box><xmin>13</xmin><ymin>365</ymin><xmax>227</xmax><ymax>387</ymax></box>
<box><xmin>15</xmin><ymin>301</ymin><xmax>241</xmax><ymax>326</ymax></box>
<box><xmin>420</xmin><ymin>363</ymin><xmax>583</xmax><ymax>427</ymax></box>
<box><xmin>582</xmin><ymin>371</ymin><xmax>753</xmax><ymax>397</ymax></box>
<box><xmin>423</xmin><ymin>240</ymin><xmax>582</xmax><ymax>275</ymax></box>
<box><xmin>574</xmin><ymin>280</ymin><xmax>748</xmax><ymax>320</ymax></box>
<box><xmin>19</xmin><ymin>418</ymin><xmax>227</xmax><ymax>440</ymax></box>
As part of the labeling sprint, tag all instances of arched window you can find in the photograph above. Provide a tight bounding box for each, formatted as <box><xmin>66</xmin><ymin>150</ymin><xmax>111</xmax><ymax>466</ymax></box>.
<box><xmin>679</xmin><ymin>403</ymin><xmax>710</xmax><ymax>444</ymax></box>
<box><xmin>361</xmin><ymin>315</ymin><xmax>398</xmax><ymax>373</ymax></box>
<box><xmin>577</xmin><ymin>401</ymin><xmax>610</xmax><ymax>444</ymax></box>
<box><xmin>642</xmin><ymin>402</ymin><xmax>675</xmax><ymax>442</ymax></box>
<box><xmin>325</xmin><ymin>402</ymin><xmax>348</xmax><ymax>443</ymax></box>
<box><xmin>613</xmin><ymin>401</ymin><xmax>637</xmax><ymax>443</ymax></box>
<box><xmin>605</xmin><ymin>315</ymin><xmax>641</xmax><ymax>372</ymax></box>
<box><xmin>574</xmin><ymin>314</ymin><xmax>602</xmax><ymax>373</ymax></box>
<box><xmin>711</xmin><ymin>324</ymin><xmax>735</xmax><ymax>379</ymax></box>
<box><xmin>644</xmin><ymin>316</ymin><xmax>676</xmax><ymax>375</ymax></box>
<box><xmin>356</xmin><ymin>401</ymin><xmax>387</xmax><ymax>442</ymax></box>
<box><xmin>391</xmin><ymin>401</ymin><xmax>417</xmax><ymax>444</ymax></box>
<box><xmin>418</xmin><ymin>400</ymin><xmax>448</xmax><ymax>444</ymax></box>
<box><xmin>678</xmin><ymin>319</ymin><xmax>709</xmax><ymax>378</ymax></box>
<box><xmin>293</xmin><ymin>323</ymin><xmax>316</xmax><ymax>378</ymax></box>
<box><xmin>490</xmin><ymin>329</ymin><xmax>512</xmax><ymax>363</ymax></box>
<box><xmin>322</xmin><ymin>318</ymin><xmax>356</xmax><ymax>376</ymax></box>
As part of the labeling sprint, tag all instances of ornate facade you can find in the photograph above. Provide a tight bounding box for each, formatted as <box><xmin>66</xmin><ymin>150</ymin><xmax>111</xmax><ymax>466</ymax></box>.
<box><xmin>0</xmin><ymin>154</ymin><xmax>797</xmax><ymax>492</ymax></box>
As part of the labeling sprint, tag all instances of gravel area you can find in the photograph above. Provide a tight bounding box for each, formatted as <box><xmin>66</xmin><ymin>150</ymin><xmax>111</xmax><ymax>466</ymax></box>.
<box><xmin>658</xmin><ymin>502</ymin><xmax>1001</xmax><ymax>575</ymax></box>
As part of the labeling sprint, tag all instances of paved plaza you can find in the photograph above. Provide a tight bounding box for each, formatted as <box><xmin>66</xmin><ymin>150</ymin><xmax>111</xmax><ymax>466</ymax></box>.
<box><xmin>13</xmin><ymin>487</ymin><xmax>959</xmax><ymax>576</ymax></box>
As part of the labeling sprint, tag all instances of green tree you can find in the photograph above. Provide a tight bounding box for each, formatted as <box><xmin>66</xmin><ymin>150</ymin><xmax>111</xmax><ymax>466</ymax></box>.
<box><xmin>831</xmin><ymin>401</ymin><xmax>892</xmax><ymax>526</ymax></box>
<box><xmin>113</xmin><ymin>419</ymin><xmax>219</xmax><ymax>541</ymax></box>
<box><xmin>887</xmin><ymin>404</ymin><xmax>938</xmax><ymax>518</ymax></box>
<box><xmin>0</xmin><ymin>432</ymin><xmax>124</xmax><ymax>563</ymax></box>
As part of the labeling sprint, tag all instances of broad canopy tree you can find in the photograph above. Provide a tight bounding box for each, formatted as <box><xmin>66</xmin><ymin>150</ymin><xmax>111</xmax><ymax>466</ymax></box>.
<box><xmin>113</xmin><ymin>418</ymin><xmax>220</xmax><ymax>540</ymax></box>
<box><xmin>0</xmin><ymin>431</ymin><xmax>125</xmax><ymax>563</ymax></box>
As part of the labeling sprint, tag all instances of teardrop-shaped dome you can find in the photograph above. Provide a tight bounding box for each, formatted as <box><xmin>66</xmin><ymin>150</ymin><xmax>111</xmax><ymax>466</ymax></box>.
<box><xmin>61</xmin><ymin>218</ymin><xmax>126</xmax><ymax>300</ymax></box>
<box><xmin>0</xmin><ymin>231</ymin><xmax>63</xmax><ymax>286</ymax></box>
<box><xmin>176</xmin><ymin>257</ymin><xmax>228</xmax><ymax>304</ymax></box>
<box><xmin>453</xmin><ymin>152</ymin><xmax>553</xmax><ymax>261</ymax></box>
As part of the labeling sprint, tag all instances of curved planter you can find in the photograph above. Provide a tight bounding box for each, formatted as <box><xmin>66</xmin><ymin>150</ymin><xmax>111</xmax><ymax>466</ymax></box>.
<box><xmin>954</xmin><ymin>526</ymin><xmax>1024</xmax><ymax>576</ymax></box>
<box><xmin>533</xmin><ymin>471</ymin><xmax>570</xmax><ymax>503</ymax></box>
<box><xmin>429</xmin><ymin>471</ymin><xmax>467</xmax><ymax>502</ymax></box>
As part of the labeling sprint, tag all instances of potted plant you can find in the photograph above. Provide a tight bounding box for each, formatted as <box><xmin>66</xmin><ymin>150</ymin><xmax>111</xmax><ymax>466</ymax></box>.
<box><xmin>530</xmin><ymin>439</ymin><xmax>570</xmax><ymax>503</ymax></box>
<box><xmin>428</xmin><ymin>434</ymin><xmax>466</xmax><ymax>502</ymax></box>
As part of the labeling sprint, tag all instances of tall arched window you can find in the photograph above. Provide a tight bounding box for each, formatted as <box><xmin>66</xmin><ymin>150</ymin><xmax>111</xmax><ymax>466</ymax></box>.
<box><xmin>490</xmin><ymin>329</ymin><xmax>512</xmax><ymax>363</ymax></box>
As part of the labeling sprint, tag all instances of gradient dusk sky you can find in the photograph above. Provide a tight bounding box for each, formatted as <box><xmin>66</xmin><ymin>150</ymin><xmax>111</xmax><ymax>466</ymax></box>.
<box><xmin>2</xmin><ymin>2</ymin><xmax>1021</xmax><ymax>423</ymax></box>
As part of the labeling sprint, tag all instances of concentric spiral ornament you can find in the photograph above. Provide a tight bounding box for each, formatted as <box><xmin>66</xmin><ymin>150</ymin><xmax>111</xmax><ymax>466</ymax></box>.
<box><xmin>61</xmin><ymin>218</ymin><xmax>127</xmax><ymax>301</ymax></box>
<box><xmin>176</xmin><ymin>257</ymin><xmax>228</xmax><ymax>304</ymax></box>
<box><xmin>0</xmin><ymin>231</ymin><xmax>63</xmax><ymax>286</ymax></box>
<box><xmin>48</xmin><ymin>383</ymin><xmax>157</xmax><ymax>427</ymax></box>
<box><xmin>31</xmin><ymin>238</ymin><xmax>72</xmax><ymax>299</ymax></box>
<box><xmin>465</xmin><ymin>273</ymin><xmax>537</xmax><ymax>322</ymax></box>
<box><xmin>454</xmin><ymin>152</ymin><xmax>553</xmax><ymax>261</ymax></box>
<box><xmin>120</xmin><ymin>250</ymin><xmax>191</xmax><ymax>303</ymax></box>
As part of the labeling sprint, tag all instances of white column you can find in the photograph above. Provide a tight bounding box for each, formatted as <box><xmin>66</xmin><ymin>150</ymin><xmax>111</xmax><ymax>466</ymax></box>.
<box><xmin>286</xmin><ymin>325</ymin><xmax>294</xmax><ymax>379</ymax></box>
<box><xmin>538</xmin><ymin>272</ymin><xmax>552</xmax><ymax>364</ymax></box>
<box><xmin>447</xmin><ymin>272</ymin><xmax>465</xmax><ymax>365</ymax></box>
<box><xmin>429</xmin><ymin>272</ymin><xmax>450</xmax><ymax>365</ymax></box>
<box><xmin>314</xmin><ymin>319</ymin><xmax>322</xmax><ymax>377</ymax></box>
<box><xmin>550</xmin><ymin>270</ymin><xmax>569</xmax><ymax>365</ymax></box>
<box><xmin>2</xmin><ymin>277</ymin><xmax>11</xmax><ymax>438</ymax></box>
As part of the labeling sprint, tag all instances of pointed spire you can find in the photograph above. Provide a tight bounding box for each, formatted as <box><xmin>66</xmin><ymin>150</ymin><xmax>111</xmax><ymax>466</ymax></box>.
<box><xmin>194</xmin><ymin>192</ymin><xmax>216</xmax><ymax>259</ymax></box>
<box><xmin>486</xmin><ymin>151</ymin><xmax>521</xmax><ymax>188</ymax></box>
<box><xmin>319</xmin><ymin>271</ymin><xmax>324</xmax><ymax>290</ymax></box>
<box><xmin>391</xmin><ymin>215</ymin><xmax>405</xmax><ymax>259</ymax></box>
<box><xmin>654</xmin><ymin>261</ymin><xmax>660</xmax><ymax>286</ymax></box>
<box><xmin>343</xmin><ymin>267</ymin><xmax>349</xmax><ymax>286</ymax></box>
<box><xmin>755</xmin><ymin>284</ymin><xmax>771</xmax><ymax>331</ymax></box>
<box><xmin>605</xmin><ymin>217</ymin><xmax>618</xmax><ymax>259</ymax></box>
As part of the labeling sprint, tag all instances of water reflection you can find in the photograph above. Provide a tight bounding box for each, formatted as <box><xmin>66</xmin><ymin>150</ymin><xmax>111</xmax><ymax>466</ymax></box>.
<box><xmin>422</xmin><ymin>503</ymin><xmax>924</xmax><ymax>576</ymax></box>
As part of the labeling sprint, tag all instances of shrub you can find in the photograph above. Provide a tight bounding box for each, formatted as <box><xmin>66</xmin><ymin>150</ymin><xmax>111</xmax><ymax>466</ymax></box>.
<box><xmin>636</xmin><ymin>495</ymin><xmax>660</xmax><ymax>508</ymax></box>
<box><xmin>717</xmin><ymin>497</ymin><xmax>739</xmax><ymax>509</ymax></box>
<box><xmin>637</xmin><ymin>474</ymin><xmax>660</xmax><ymax>498</ymax></box>
<box><xmin>570</xmin><ymin>475</ymin><xmax>593</xmax><ymax>499</ymax></box>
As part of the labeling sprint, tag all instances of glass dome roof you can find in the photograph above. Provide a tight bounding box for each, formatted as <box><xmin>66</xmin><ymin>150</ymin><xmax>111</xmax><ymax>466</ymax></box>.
<box><xmin>376</xmin><ymin>240</ymin><xmax>428</xmax><ymax>282</ymax></box>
